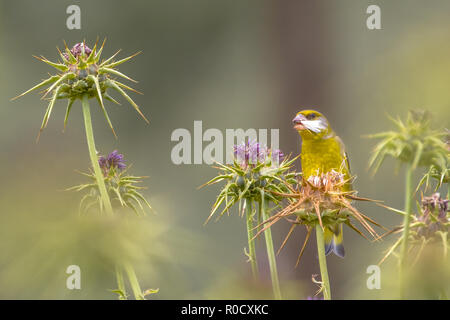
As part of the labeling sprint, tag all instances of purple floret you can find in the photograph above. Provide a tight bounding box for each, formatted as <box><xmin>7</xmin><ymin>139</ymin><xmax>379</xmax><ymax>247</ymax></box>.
<box><xmin>63</xmin><ymin>43</ymin><xmax>92</xmax><ymax>60</ymax></box>
<box><xmin>98</xmin><ymin>150</ymin><xmax>126</xmax><ymax>173</ymax></box>
<box><xmin>234</xmin><ymin>140</ymin><xmax>275</xmax><ymax>167</ymax></box>
<box><xmin>272</xmin><ymin>149</ymin><xmax>285</xmax><ymax>164</ymax></box>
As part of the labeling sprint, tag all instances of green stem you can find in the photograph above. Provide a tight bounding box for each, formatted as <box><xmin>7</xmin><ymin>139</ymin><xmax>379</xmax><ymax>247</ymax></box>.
<box><xmin>115</xmin><ymin>264</ymin><xmax>126</xmax><ymax>300</ymax></box>
<box><xmin>245</xmin><ymin>198</ymin><xmax>259</xmax><ymax>280</ymax></box>
<box><xmin>124</xmin><ymin>261</ymin><xmax>144</xmax><ymax>300</ymax></box>
<box><xmin>260</xmin><ymin>198</ymin><xmax>282</xmax><ymax>300</ymax></box>
<box><xmin>447</xmin><ymin>183</ymin><xmax>449</xmax><ymax>200</ymax></box>
<box><xmin>315</xmin><ymin>224</ymin><xmax>331</xmax><ymax>300</ymax></box>
<box><xmin>399</xmin><ymin>163</ymin><xmax>413</xmax><ymax>298</ymax></box>
<box><xmin>81</xmin><ymin>95</ymin><xmax>114</xmax><ymax>216</ymax></box>
<box><xmin>81</xmin><ymin>95</ymin><xmax>143</xmax><ymax>300</ymax></box>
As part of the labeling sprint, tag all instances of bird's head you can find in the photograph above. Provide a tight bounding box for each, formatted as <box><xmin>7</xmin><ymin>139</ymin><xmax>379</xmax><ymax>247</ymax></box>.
<box><xmin>292</xmin><ymin>109</ymin><xmax>332</xmax><ymax>139</ymax></box>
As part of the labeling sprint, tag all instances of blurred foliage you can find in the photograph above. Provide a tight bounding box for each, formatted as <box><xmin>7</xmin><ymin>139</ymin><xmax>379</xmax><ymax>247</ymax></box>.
<box><xmin>1</xmin><ymin>0</ymin><xmax>450</xmax><ymax>299</ymax></box>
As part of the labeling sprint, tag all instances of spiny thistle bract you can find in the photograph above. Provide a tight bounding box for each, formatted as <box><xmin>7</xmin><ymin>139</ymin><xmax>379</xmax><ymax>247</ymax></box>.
<box><xmin>380</xmin><ymin>193</ymin><xmax>449</xmax><ymax>265</ymax></box>
<box><xmin>201</xmin><ymin>140</ymin><xmax>298</xmax><ymax>223</ymax></box>
<box><xmin>12</xmin><ymin>40</ymin><xmax>148</xmax><ymax>139</ymax></box>
<box><xmin>417</xmin><ymin>128</ymin><xmax>450</xmax><ymax>192</ymax></box>
<box><xmin>367</xmin><ymin>110</ymin><xmax>448</xmax><ymax>175</ymax></box>
<box><xmin>256</xmin><ymin>171</ymin><xmax>383</xmax><ymax>266</ymax></box>
<box><xmin>68</xmin><ymin>150</ymin><xmax>152</xmax><ymax>216</ymax></box>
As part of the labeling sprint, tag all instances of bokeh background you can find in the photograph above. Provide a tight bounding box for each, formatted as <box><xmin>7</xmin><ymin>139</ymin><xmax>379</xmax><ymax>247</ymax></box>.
<box><xmin>0</xmin><ymin>0</ymin><xmax>449</xmax><ymax>299</ymax></box>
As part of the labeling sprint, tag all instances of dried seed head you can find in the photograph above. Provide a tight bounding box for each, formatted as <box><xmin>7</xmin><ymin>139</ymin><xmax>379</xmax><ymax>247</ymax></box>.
<box><xmin>254</xmin><ymin>171</ymin><xmax>382</xmax><ymax>266</ymax></box>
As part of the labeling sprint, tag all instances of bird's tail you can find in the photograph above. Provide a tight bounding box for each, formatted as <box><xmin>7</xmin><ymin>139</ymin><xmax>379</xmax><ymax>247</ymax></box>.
<box><xmin>324</xmin><ymin>224</ymin><xmax>345</xmax><ymax>258</ymax></box>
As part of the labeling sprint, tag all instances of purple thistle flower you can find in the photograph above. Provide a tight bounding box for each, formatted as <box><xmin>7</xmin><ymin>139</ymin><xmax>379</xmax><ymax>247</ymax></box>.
<box><xmin>233</xmin><ymin>141</ymin><xmax>285</xmax><ymax>168</ymax></box>
<box><xmin>272</xmin><ymin>149</ymin><xmax>285</xmax><ymax>164</ymax></box>
<box><xmin>98</xmin><ymin>150</ymin><xmax>126</xmax><ymax>174</ymax></box>
<box><xmin>107</xmin><ymin>150</ymin><xmax>126</xmax><ymax>170</ymax></box>
<box><xmin>63</xmin><ymin>43</ymin><xmax>92</xmax><ymax>60</ymax></box>
<box><xmin>233</xmin><ymin>140</ymin><xmax>266</xmax><ymax>167</ymax></box>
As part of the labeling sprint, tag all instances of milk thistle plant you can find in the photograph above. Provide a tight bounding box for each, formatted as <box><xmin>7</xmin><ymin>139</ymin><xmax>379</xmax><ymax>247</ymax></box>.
<box><xmin>202</xmin><ymin>140</ymin><xmax>298</xmax><ymax>299</ymax></box>
<box><xmin>255</xmin><ymin>170</ymin><xmax>382</xmax><ymax>300</ymax></box>
<box><xmin>68</xmin><ymin>150</ymin><xmax>152</xmax><ymax>217</ymax></box>
<box><xmin>68</xmin><ymin>150</ymin><xmax>154</xmax><ymax>299</ymax></box>
<box><xmin>367</xmin><ymin>110</ymin><xmax>449</xmax><ymax>297</ymax></box>
<box><xmin>12</xmin><ymin>40</ymin><xmax>150</xmax><ymax>299</ymax></box>
<box><xmin>379</xmin><ymin>192</ymin><xmax>449</xmax><ymax>298</ymax></box>
<box><xmin>380</xmin><ymin>193</ymin><xmax>449</xmax><ymax>266</ymax></box>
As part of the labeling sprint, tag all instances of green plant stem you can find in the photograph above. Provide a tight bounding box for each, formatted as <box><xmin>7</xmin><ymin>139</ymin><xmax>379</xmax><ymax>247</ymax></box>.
<box><xmin>399</xmin><ymin>162</ymin><xmax>413</xmax><ymax>298</ymax></box>
<box><xmin>82</xmin><ymin>95</ymin><xmax>143</xmax><ymax>300</ymax></box>
<box><xmin>81</xmin><ymin>94</ymin><xmax>114</xmax><ymax>216</ymax></box>
<box><xmin>260</xmin><ymin>198</ymin><xmax>282</xmax><ymax>300</ymax></box>
<box><xmin>115</xmin><ymin>264</ymin><xmax>126</xmax><ymax>300</ymax></box>
<box><xmin>315</xmin><ymin>224</ymin><xmax>331</xmax><ymax>300</ymax></box>
<box><xmin>245</xmin><ymin>198</ymin><xmax>259</xmax><ymax>280</ymax></box>
<box><xmin>124</xmin><ymin>261</ymin><xmax>144</xmax><ymax>300</ymax></box>
<box><xmin>447</xmin><ymin>183</ymin><xmax>449</xmax><ymax>200</ymax></box>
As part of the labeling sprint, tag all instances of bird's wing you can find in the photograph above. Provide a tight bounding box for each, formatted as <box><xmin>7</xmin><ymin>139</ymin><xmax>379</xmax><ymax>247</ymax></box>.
<box><xmin>335</xmin><ymin>135</ymin><xmax>351</xmax><ymax>174</ymax></box>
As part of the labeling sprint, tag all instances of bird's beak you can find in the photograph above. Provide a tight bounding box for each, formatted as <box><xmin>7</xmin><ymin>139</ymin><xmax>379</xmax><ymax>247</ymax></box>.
<box><xmin>292</xmin><ymin>114</ymin><xmax>306</xmax><ymax>131</ymax></box>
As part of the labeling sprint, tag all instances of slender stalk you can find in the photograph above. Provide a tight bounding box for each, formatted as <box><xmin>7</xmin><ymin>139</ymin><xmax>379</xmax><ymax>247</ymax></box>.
<box><xmin>447</xmin><ymin>183</ymin><xmax>449</xmax><ymax>200</ymax></box>
<box><xmin>115</xmin><ymin>264</ymin><xmax>126</xmax><ymax>300</ymax></box>
<box><xmin>81</xmin><ymin>94</ymin><xmax>113</xmax><ymax>216</ymax></box>
<box><xmin>81</xmin><ymin>94</ymin><xmax>143</xmax><ymax>300</ymax></box>
<box><xmin>124</xmin><ymin>261</ymin><xmax>144</xmax><ymax>300</ymax></box>
<box><xmin>245</xmin><ymin>198</ymin><xmax>259</xmax><ymax>280</ymax></box>
<box><xmin>260</xmin><ymin>198</ymin><xmax>282</xmax><ymax>300</ymax></box>
<box><xmin>315</xmin><ymin>224</ymin><xmax>331</xmax><ymax>300</ymax></box>
<box><xmin>399</xmin><ymin>162</ymin><xmax>413</xmax><ymax>298</ymax></box>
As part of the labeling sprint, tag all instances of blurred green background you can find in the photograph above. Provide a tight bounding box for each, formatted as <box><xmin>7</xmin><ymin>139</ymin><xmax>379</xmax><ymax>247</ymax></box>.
<box><xmin>0</xmin><ymin>0</ymin><xmax>449</xmax><ymax>299</ymax></box>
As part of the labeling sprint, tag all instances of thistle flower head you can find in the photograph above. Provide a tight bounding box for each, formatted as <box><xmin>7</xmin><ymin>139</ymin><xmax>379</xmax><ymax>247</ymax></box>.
<box><xmin>202</xmin><ymin>142</ymin><xmax>298</xmax><ymax>224</ymax></box>
<box><xmin>367</xmin><ymin>110</ymin><xmax>448</xmax><ymax>175</ymax></box>
<box><xmin>233</xmin><ymin>140</ymin><xmax>285</xmax><ymax>169</ymax></box>
<box><xmin>69</xmin><ymin>150</ymin><xmax>151</xmax><ymax>216</ymax></box>
<box><xmin>12</xmin><ymin>39</ymin><xmax>149</xmax><ymax>139</ymax></box>
<box><xmin>415</xmin><ymin>193</ymin><xmax>449</xmax><ymax>239</ymax></box>
<box><xmin>63</xmin><ymin>43</ymin><xmax>92</xmax><ymax>60</ymax></box>
<box><xmin>380</xmin><ymin>192</ymin><xmax>449</xmax><ymax>265</ymax></box>
<box><xmin>98</xmin><ymin>150</ymin><xmax>126</xmax><ymax>175</ymax></box>
<box><xmin>255</xmin><ymin>172</ymin><xmax>383</xmax><ymax>266</ymax></box>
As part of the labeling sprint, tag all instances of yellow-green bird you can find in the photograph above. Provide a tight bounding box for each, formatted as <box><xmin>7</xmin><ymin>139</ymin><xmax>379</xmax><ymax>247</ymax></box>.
<box><xmin>292</xmin><ymin>109</ymin><xmax>351</xmax><ymax>258</ymax></box>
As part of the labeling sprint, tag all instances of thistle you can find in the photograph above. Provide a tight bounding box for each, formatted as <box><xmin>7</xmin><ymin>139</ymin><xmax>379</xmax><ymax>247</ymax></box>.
<box><xmin>12</xmin><ymin>39</ymin><xmax>148</xmax><ymax>139</ymax></box>
<box><xmin>255</xmin><ymin>171</ymin><xmax>383</xmax><ymax>299</ymax></box>
<box><xmin>367</xmin><ymin>110</ymin><xmax>447</xmax><ymax>176</ymax></box>
<box><xmin>12</xmin><ymin>40</ymin><xmax>150</xmax><ymax>300</ymax></box>
<box><xmin>201</xmin><ymin>140</ymin><xmax>299</xmax><ymax>299</ymax></box>
<box><xmin>367</xmin><ymin>110</ymin><xmax>449</xmax><ymax>297</ymax></box>
<box><xmin>68</xmin><ymin>150</ymin><xmax>152</xmax><ymax>217</ymax></box>
<box><xmin>380</xmin><ymin>193</ymin><xmax>449</xmax><ymax>265</ymax></box>
<box><xmin>417</xmin><ymin>129</ymin><xmax>450</xmax><ymax>195</ymax></box>
<box><xmin>379</xmin><ymin>192</ymin><xmax>450</xmax><ymax>298</ymax></box>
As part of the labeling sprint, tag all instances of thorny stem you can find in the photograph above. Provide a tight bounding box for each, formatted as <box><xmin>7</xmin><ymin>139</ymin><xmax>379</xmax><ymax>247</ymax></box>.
<box><xmin>245</xmin><ymin>198</ymin><xmax>259</xmax><ymax>280</ymax></box>
<box><xmin>315</xmin><ymin>224</ymin><xmax>331</xmax><ymax>300</ymax></box>
<box><xmin>115</xmin><ymin>264</ymin><xmax>126</xmax><ymax>300</ymax></box>
<box><xmin>81</xmin><ymin>95</ymin><xmax>114</xmax><ymax>216</ymax></box>
<box><xmin>124</xmin><ymin>261</ymin><xmax>144</xmax><ymax>300</ymax></box>
<box><xmin>399</xmin><ymin>162</ymin><xmax>413</xmax><ymax>298</ymax></box>
<box><xmin>82</xmin><ymin>95</ymin><xmax>143</xmax><ymax>300</ymax></box>
<box><xmin>260</xmin><ymin>198</ymin><xmax>282</xmax><ymax>300</ymax></box>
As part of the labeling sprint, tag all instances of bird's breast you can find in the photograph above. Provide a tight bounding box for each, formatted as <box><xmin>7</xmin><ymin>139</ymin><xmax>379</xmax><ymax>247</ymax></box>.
<box><xmin>300</xmin><ymin>137</ymin><xmax>345</xmax><ymax>178</ymax></box>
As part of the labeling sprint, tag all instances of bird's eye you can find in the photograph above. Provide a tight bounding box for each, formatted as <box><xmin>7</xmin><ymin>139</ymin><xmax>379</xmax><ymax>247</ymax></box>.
<box><xmin>306</xmin><ymin>113</ymin><xmax>317</xmax><ymax>120</ymax></box>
